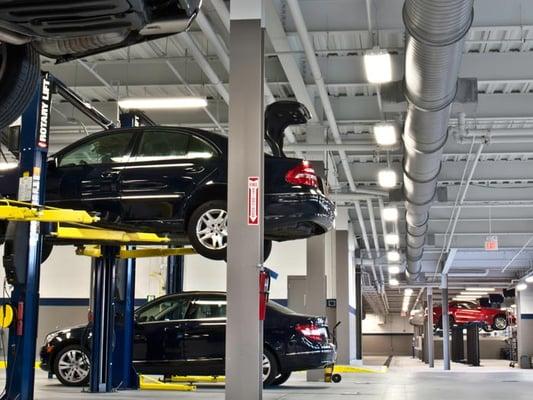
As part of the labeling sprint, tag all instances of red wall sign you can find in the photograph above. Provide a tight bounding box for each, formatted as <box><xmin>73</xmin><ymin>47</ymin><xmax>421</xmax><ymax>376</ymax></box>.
<box><xmin>248</xmin><ymin>176</ymin><xmax>260</xmax><ymax>225</ymax></box>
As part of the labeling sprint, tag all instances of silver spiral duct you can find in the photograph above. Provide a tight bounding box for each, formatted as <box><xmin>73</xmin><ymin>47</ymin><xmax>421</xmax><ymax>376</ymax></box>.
<box><xmin>402</xmin><ymin>0</ymin><xmax>474</xmax><ymax>278</ymax></box>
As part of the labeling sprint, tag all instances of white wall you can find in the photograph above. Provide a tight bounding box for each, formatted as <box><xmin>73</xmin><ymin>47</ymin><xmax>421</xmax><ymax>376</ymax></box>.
<box><xmin>363</xmin><ymin>313</ymin><xmax>414</xmax><ymax>334</ymax></box>
<box><xmin>183</xmin><ymin>239</ymin><xmax>307</xmax><ymax>299</ymax></box>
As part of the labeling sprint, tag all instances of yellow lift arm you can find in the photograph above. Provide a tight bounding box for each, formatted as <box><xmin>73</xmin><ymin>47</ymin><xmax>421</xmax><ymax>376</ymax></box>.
<box><xmin>0</xmin><ymin>204</ymin><xmax>98</xmax><ymax>224</ymax></box>
<box><xmin>77</xmin><ymin>245</ymin><xmax>196</xmax><ymax>259</ymax></box>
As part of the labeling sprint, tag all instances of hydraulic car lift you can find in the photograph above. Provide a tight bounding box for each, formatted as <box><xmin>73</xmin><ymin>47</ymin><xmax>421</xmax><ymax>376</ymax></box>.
<box><xmin>0</xmin><ymin>73</ymin><xmax>192</xmax><ymax>399</ymax></box>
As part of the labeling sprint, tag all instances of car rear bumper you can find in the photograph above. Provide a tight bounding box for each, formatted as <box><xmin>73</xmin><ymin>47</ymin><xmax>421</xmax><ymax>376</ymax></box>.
<box><xmin>264</xmin><ymin>192</ymin><xmax>335</xmax><ymax>240</ymax></box>
<box><xmin>282</xmin><ymin>344</ymin><xmax>337</xmax><ymax>373</ymax></box>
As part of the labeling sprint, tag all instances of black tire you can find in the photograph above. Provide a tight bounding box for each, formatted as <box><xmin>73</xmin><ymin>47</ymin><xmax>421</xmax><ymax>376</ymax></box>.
<box><xmin>187</xmin><ymin>200</ymin><xmax>228</xmax><ymax>260</ymax></box>
<box><xmin>264</xmin><ymin>239</ymin><xmax>272</xmax><ymax>261</ymax></box>
<box><xmin>53</xmin><ymin>345</ymin><xmax>90</xmax><ymax>387</ymax></box>
<box><xmin>262</xmin><ymin>349</ymin><xmax>279</xmax><ymax>387</ymax></box>
<box><xmin>331</xmin><ymin>373</ymin><xmax>342</xmax><ymax>383</ymax></box>
<box><xmin>271</xmin><ymin>372</ymin><xmax>291</xmax><ymax>386</ymax></box>
<box><xmin>41</xmin><ymin>240</ymin><xmax>53</xmax><ymax>263</ymax></box>
<box><xmin>0</xmin><ymin>43</ymin><xmax>40</xmax><ymax>129</ymax></box>
<box><xmin>0</xmin><ymin>220</ymin><xmax>7</xmax><ymax>245</ymax></box>
<box><xmin>492</xmin><ymin>315</ymin><xmax>508</xmax><ymax>331</ymax></box>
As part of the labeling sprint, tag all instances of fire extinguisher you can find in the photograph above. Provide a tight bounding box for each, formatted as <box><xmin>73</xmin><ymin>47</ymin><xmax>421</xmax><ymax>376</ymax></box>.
<box><xmin>259</xmin><ymin>268</ymin><xmax>271</xmax><ymax>321</ymax></box>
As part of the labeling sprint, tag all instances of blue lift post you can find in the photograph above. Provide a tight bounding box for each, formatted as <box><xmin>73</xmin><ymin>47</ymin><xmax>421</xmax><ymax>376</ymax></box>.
<box><xmin>2</xmin><ymin>73</ymin><xmax>52</xmax><ymax>400</ymax></box>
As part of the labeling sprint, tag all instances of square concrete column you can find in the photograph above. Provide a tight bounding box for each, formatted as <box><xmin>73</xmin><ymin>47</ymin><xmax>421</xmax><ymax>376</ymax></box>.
<box><xmin>335</xmin><ymin>230</ymin><xmax>358</xmax><ymax>365</ymax></box>
<box><xmin>306</xmin><ymin>234</ymin><xmax>327</xmax><ymax>381</ymax></box>
<box><xmin>517</xmin><ymin>286</ymin><xmax>533</xmax><ymax>363</ymax></box>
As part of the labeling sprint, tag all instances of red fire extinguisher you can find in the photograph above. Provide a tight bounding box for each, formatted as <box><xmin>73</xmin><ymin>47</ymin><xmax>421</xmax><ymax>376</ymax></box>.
<box><xmin>259</xmin><ymin>269</ymin><xmax>271</xmax><ymax>321</ymax></box>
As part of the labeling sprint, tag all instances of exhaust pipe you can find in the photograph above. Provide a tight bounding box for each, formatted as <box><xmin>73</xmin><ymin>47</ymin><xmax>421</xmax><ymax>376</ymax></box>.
<box><xmin>402</xmin><ymin>0</ymin><xmax>474</xmax><ymax>279</ymax></box>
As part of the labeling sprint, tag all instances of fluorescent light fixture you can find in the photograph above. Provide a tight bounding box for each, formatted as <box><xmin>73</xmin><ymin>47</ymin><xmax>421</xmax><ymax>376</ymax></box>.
<box><xmin>516</xmin><ymin>283</ymin><xmax>528</xmax><ymax>292</ymax></box>
<box><xmin>378</xmin><ymin>169</ymin><xmax>397</xmax><ymax>188</ymax></box>
<box><xmin>387</xmin><ymin>250</ymin><xmax>400</xmax><ymax>262</ymax></box>
<box><xmin>118</xmin><ymin>97</ymin><xmax>208</xmax><ymax>110</ymax></box>
<box><xmin>388</xmin><ymin>265</ymin><xmax>400</xmax><ymax>274</ymax></box>
<box><xmin>384</xmin><ymin>233</ymin><xmax>400</xmax><ymax>246</ymax></box>
<box><xmin>526</xmin><ymin>276</ymin><xmax>533</xmax><ymax>283</ymax></box>
<box><xmin>364</xmin><ymin>50</ymin><xmax>392</xmax><ymax>84</ymax></box>
<box><xmin>0</xmin><ymin>162</ymin><xmax>18</xmax><ymax>171</ymax></box>
<box><xmin>373</xmin><ymin>123</ymin><xmax>397</xmax><ymax>146</ymax></box>
<box><xmin>405</xmin><ymin>288</ymin><xmax>414</xmax><ymax>296</ymax></box>
<box><xmin>389</xmin><ymin>278</ymin><xmax>399</xmax><ymax>286</ymax></box>
<box><xmin>382</xmin><ymin>207</ymin><xmax>399</xmax><ymax>222</ymax></box>
<box><xmin>461</xmin><ymin>291</ymin><xmax>488</xmax><ymax>296</ymax></box>
<box><xmin>466</xmin><ymin>287</ymin><xmax>496</xmax><ymax>292</ymax></box>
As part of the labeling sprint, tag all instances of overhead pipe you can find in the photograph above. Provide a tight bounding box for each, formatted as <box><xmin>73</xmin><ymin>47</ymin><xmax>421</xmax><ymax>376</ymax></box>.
<box><xmin>402</xmin><ymin>0</ymin><xmax>474</xmax><ymax>279</ymax></box>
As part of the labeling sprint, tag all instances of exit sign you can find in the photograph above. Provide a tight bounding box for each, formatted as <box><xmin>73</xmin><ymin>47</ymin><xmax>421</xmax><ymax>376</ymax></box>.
<box><xmin>485</xmin><ymin>235</ymin><xmax>499</xmax><ymax>251</ymax></box>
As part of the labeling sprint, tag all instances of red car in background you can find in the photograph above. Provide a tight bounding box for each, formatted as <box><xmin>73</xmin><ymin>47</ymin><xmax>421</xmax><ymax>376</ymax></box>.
<box><xmin>433</xmin><ymin>301</ymin><xmax>514</xmax><ymax>331</ymax></box>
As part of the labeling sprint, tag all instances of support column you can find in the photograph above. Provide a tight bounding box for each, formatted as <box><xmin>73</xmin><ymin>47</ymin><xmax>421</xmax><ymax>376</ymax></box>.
<box><xmin>427</xmin><ymin>287</ymin><xmax>434</xmax><ymax>368</ymax></box>
<box><xmin>441</xmin><ymin>274</ymin><xmax>451</xmax><ymax>370</ymax></box>
<box><xmin>355</xmin><ymin>252</ymin><xmax>363</xmax><ymax>363</ymax></box>
<box><xmin>166</xmin><ymin>249</ymin><xmax>184</xmax><ymax>294</ymax></box>
<box><xmin>226</xmin><ymin>1</ymin><xmax>265</xmax><ymax>399</ymax></box>
<box><xmin>2</xmin><ymin>74</ymin><xmax>51</xmax><ymax>400</ymax></box>
<box><xmin>517</xmin><ymin>284</ymin><xmax>533</xmax><ymax>365</ymax></box>
<box><xmin>305</xmin><ymin>234</ymin><xmax>327</xmax><ymax>380</ymax></box>
<box><xmin>335</xmin><ymin>230</ymin><xmax>357</xmax><ymax>364</ymax></box>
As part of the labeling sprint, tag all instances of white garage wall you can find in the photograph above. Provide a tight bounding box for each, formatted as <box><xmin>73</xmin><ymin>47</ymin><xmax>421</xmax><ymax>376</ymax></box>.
<box><xmin>363</xmin><ymin>313</ymin><xmax>414</xmax><ymax>334</ymax></box>
<box><xmin>183</xmin><ymin>239</ymin><xmax>307</xmax><ymax>299</ymax></box>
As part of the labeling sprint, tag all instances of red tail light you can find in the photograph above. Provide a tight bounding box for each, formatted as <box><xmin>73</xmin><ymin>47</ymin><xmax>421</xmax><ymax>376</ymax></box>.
<box><xmin>295</xmin><ymin>323</ymin><xmax>327</xmax><ymax>342</ymax></box>
<box><xmin>285</xmin><ymin>161</ymin><xmax>318</xmax><ymax>187</ymax></box>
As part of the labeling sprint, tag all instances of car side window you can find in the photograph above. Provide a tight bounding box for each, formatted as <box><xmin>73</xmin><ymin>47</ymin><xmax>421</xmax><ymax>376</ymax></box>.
<box><xmin>187</xmin><ymin>298</ymin><xmax>227</xmax><ymax>319</ymax></box>
<box><xmin>58</xmin><ymin>132</ymin><xmax>133</xmax><ymax>167</ymax></box>
<box><xmin>136</xmin><ymin>297</ymin><xmax>190</xmax><ymax>322</ymax></box>
<box><xmin>131</xmin><ymin>131</ymin><xmax>215</xmax><ymax>162</ymax></box>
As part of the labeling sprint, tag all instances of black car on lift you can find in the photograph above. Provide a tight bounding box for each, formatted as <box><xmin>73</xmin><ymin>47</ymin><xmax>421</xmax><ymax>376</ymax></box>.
<box><xmin>40</xmin><ymin>291</ymin><xmax>337</xmax><ymax>387</ymax></box>
<box><xmin>0</xmin><ymin>101</ymin><xmax>335</xmax><ymax>261</ymax></box>
<box><xmin>0</xmin><ymin>0</ymin><xmax>201</xmax><ymax>129</ymax></box>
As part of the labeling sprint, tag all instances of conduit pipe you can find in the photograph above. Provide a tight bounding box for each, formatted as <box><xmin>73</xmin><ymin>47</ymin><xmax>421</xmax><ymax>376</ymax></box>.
<box><xmin>402</xmin><ymin>0</ymin><xmax>474</xmax><ymax>279</ymax></box>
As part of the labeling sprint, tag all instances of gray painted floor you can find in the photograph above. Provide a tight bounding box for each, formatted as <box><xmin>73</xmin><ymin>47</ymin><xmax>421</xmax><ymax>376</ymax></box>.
<box><xmin>4</xmin><ymin>357</ymin><xmax>533</xmax><ymax>399</ymax></box>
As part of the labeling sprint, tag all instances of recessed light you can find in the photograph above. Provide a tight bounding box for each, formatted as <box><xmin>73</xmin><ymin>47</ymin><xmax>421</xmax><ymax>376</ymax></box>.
<box><xmin>516</xmin><ymin>283</ymin><xmax>528</xmax><ymax>292</ymax></box>
<box><xmin>384</xmin><ymin>234</ymin><xmax>400</xmax><ymax>246</ymax></box>
<box><xmin>389</xmin><ymin>278</ymin><xmax>399</xmax><ymax>286</ymax></box>
<box><xmin>382</xmin><ymin>207</ymin><xmax>399</xmax><ymax>222</ymax></box>
<box><xmin>526</xmin><ymin>276</ymin><xmax>533</xmax><ymax>283</ymax></box>
<box><xmin>388</xmin><ymin>265</ymin><xmax>400</xmax><ymax>274</ymax></box>
<box><xmin>378</xmin><ymin>169</ymin><xmax>397</xmax><ymax>188</ymax></box>
<box><xmin>364</xmin><ymin>50</ymin><xmax>392</xmax><ymax>84</ymax></box>
<box><xmin>373</xmin><ymin>123</ymin><xmax>397</xmax><ymax>146</ymax></box>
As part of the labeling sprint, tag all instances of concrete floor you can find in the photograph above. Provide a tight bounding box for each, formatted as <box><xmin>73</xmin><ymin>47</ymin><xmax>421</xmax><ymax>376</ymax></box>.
<box><xmin>5</xmin><ymin>357</ymin><xmax>533</xmax><ymax>399</ymax></box>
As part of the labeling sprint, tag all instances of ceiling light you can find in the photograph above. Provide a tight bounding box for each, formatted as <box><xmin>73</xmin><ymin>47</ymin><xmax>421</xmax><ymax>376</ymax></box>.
<box><xmin>405</xmin><ymin>288</ymin><xmax>414</xmax><ymax>296</ymax></box>
<box><xmin>378</xmin><ymin>169</ymin><xmax>397</xmax><ymax>188</ymax></box>
<box><xmin>461</xmin><ymin>291</ymin><xmax>488</xmax><ymax>296</ymax></box>
<box><xmin>118</xmin><ymin>97</ymin><xmax>208</xmax><ymax>110</ymax></box>
<box><xmin>466</xmin><ymin>287</ymin><xmax>496</xmax><ymax>292</ymax></box>
<box><xmin>526</xmin><ymin>276</ymin><xmax>533</xmax><ymax>283</ymax></box>
<box><xmin>384</xmin><ymin>233</ymin><xmax>400</xmax><ymax>246</ymax></box>
<box><xmin>388</xmin><ymin>265</ymin><xmax>400</xmax><ymax>274</ymax></box>
<box><xmin>389</xmin><ymin>278</ymin><xmax>399</xmax><ymax>286</ymax></box>
<box><xmin>387</xmin><ymin>251</ymin><xmax>400</xmax><ymax>262</ymax></box>
<box><xmin>516</xmin><ymin>283</ymin><xmax>528</xmax><ymax>292</ymax></box>
<box><xmin>382</xmin><ymin>207</ymin><xmax>399</xmax><ymax>222</ymax></box>
<box><xmin>364</xmin><ymin>50</ymin><xmax>392</xmax><ymax>84</ymax></box>
<box><xmin>373</xmin><ymin>123</ymin><xmax>397</xmax><ymax>146</ymax></box>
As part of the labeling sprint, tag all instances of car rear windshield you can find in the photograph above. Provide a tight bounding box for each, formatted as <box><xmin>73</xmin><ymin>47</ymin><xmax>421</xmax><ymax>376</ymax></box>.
<box><xmin>268</xmin><ymin>300</ymin><xmax>297</xmax><ymax>314</ymax></box>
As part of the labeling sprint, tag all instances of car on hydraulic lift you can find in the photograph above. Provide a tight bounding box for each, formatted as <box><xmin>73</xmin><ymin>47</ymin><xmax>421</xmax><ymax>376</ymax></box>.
<box><xmin>432</xmin><ymin>300</ymin><xmax>515</xmax><ymax>332</ymax></box>
<box><xmin>0</xmin><ymin>101</ymin><xmax>335</xmax><ymax>261</ymax></box>
<box><xmin>39</xmin><ymin>291</ymin><xmax>337</xmax><ymax>387</ymax></box>
<box><xmin>0</xmin><ymin>0</ymin><xmax>201</xmax><ymax>130</ymax></box>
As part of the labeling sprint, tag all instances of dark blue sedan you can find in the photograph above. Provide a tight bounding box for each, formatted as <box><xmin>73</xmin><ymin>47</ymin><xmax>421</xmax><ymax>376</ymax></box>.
<box><xmin>0</xmin><ymin>102</ymin><xmax>335</xmax><ymax>260</ymax></box>
<box><xmin>40</xmin><ymin>291</ymin><xmax>337</xmax><ymax>387</ymax></box>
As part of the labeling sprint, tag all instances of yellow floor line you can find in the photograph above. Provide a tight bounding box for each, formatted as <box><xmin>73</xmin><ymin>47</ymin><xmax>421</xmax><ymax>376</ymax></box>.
<box><xmin>334</xmin><ymin>365</ymin><xmax>388</xmax><ymax>374</ymax></box>
<box><xmin>139</xmin><ymin>375</ymin><xmax>196</xmax><ymax>392</ymax></box>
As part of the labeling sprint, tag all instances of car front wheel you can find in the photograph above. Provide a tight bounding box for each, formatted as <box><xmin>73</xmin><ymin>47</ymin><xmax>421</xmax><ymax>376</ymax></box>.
<box><xmin>54</xmin><ymin>345</ymin><xmax>90</xmax><ymax>387</ymax></box>
<box><xmin>271</xmin><ymin>372</ymin><xmax>291</xmax><ymax>386</ymax></box>
<box><xmin>493</xmin><ymin>315</ymin><xmax>508</xmax><ymax>330</ymax></box>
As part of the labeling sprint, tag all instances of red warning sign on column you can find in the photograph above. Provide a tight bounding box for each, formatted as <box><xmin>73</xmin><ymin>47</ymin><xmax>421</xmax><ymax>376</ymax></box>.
<box><xmin>248</xmin><ymin>176</ymin><xmax>260</xmax><ymax>226</ymax></box>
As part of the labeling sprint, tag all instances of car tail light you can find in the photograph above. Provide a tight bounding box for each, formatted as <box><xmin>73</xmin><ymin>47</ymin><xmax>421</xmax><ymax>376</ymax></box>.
<box><xmin>295</xmin><ymin>323</ymin><xmax>327</xmax><ymax>342</ymax></box>
<box><xmin>285</xmin><ymin>161</ymin><xmax>318</xmax><ymax>188</ymax></box>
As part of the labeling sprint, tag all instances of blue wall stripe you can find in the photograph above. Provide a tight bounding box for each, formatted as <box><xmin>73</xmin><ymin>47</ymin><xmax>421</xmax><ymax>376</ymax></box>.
<box><xmin>521</xmin><ymin>313</ymin><xmax>533</xmax><ymax>320</ymax></box>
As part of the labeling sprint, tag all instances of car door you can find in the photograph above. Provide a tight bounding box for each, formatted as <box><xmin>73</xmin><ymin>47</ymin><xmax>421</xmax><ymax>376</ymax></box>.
<box><xmin>119</xmin><ymin>128</ymin><xmax>219</xmax><ymax>225</ymax></box>
<box><xmin>181</xmin><ymin>295</ymin><xmax>227</xmax><ymax>376</ymax></box>
<box><xmin>454</xmin><ymin>302</ymin><xmax>480</xmax><ymax>324</ymax></box>
<box><xmin>46</xmin><ymin>130</ymin><xmax>138</xmax><ymax>219</ymax></box>
<box><xmin>133</xmin><ymin>295</ymin><xmax>191</xmax><ymax>374</ymax></box>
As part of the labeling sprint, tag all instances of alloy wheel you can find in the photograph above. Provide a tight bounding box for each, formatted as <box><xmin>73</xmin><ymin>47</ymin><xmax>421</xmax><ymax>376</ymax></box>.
<box><xmin>195</xmin><ymin>209</ymin><xmax>228</xmax><ymax>250</ymax></box>
<box><xmin>262</xmin><ymin>354</ymin><xmax>271</xmax><ymax>383</ymax></box>
<box><xmin>57</xmin><ymin>349</ymin><xmax>90</xmax><ymax>384</ymax></box>
<box><xmin>494</xmin><ymin>316</ymin><xmax>507</xmax><ymax>330</ymax></box>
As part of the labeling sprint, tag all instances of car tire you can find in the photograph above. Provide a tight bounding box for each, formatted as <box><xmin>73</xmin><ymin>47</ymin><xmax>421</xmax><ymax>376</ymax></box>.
<box><xmin>53</xmin><ymin>345</ymin><xmax>90</xmax><ymax>387</ymax></box>
<box><xmin>41</xmin><ymin>240</ymin><xmax>53</xmax><ymax>263</ymax></box>
<box><xmin>271</xmin><ymin>371</ymin><xmax>291</xmax><ymax>386</ymax></box>
<box><xmin>187</xmin><ymin>201</ymin><xmax>273</xmax><ymax>261</ymax></box>
<box><xmin>0</xmin><ymin>220</ymin><xmax>7</xmax><ymax>245</ymax></box>
<box><xmin>492</xmin><ymin>315</ymin><xmax>508</xmax><ymax>331</ymax></box>
<box><xmin>262</xmin><ymin>349</ymin><xmax>279</xmax><ymax>387</ymax></box>
<box><xmin>0</xmin><ymin>43</ymin><xmax>40</xmax><ymax>129</ymax></box>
